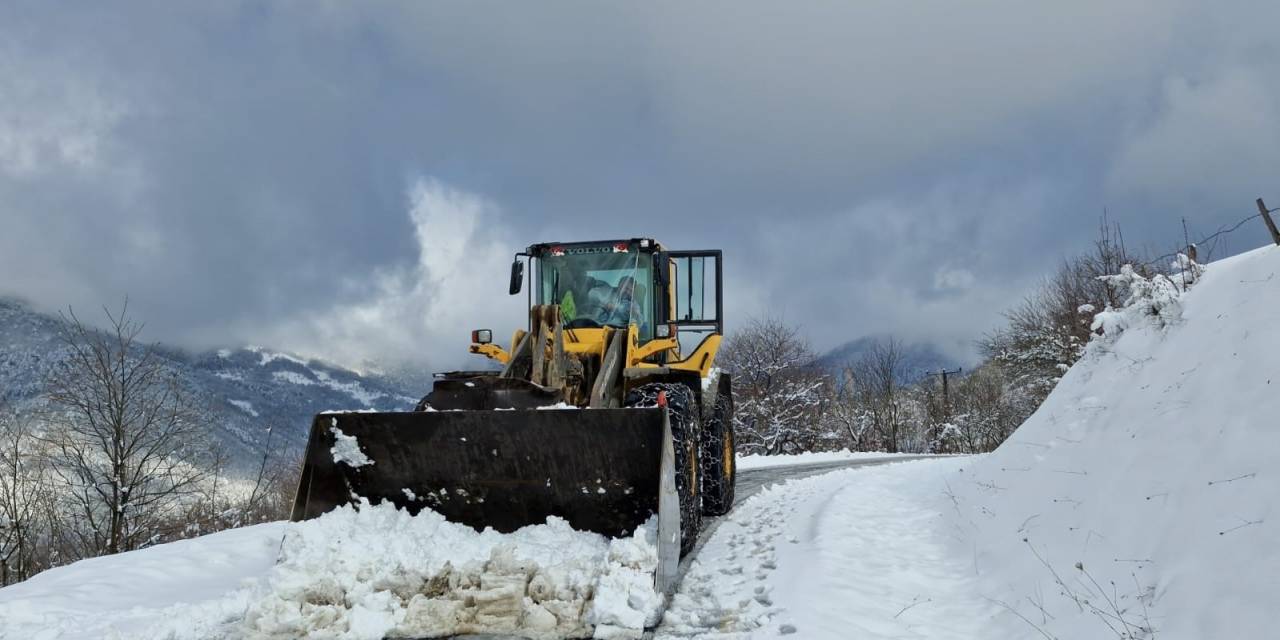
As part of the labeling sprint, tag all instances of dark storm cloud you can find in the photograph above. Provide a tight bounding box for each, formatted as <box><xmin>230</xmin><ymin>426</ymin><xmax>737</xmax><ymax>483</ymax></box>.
<box><xmin>2</xmin><ymin>1</ymin><xmax>1278</xmax><ymax>368</ymax></box>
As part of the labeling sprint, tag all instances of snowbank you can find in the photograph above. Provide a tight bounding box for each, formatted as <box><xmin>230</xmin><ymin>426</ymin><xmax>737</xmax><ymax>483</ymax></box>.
<box><xmin>0</xmin><ymin>522</ymin><xmax>286</xmax><ymax>639</ymax></box>
<box><xmin>736</xmin><ymin>449</ymin><xmax>921</xmax><ymax>470</ymax></box>
<box><xmin>246</xmin><ymin>502</ymin><xmax>661</xmax><ymax>640</ymax></box>
<box><xmin>949</xmin><ymin>245</ymin><xmax>1280</xmax><ymax>638</ymax></box>
<box><xmin>0</xmin><ymin>504</ymin><xmax>663</xmax><ymax>639</ymax></box>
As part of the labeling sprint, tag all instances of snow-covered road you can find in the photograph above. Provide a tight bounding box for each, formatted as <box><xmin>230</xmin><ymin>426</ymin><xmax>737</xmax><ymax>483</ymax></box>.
<box><xmin>657</xmin><ymin>457</ymin><xmax>988</xmax><ymax>639</ymax></box>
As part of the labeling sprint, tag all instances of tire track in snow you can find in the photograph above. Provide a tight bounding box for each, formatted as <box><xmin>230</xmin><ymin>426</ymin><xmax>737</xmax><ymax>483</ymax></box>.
<box><xmin>655</xmin><ymin>456</ymin><xmax>986</xmax><ymax>639</ymax></box>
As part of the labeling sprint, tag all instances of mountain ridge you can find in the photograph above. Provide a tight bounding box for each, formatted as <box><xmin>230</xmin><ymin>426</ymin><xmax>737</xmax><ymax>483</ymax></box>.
<box><xmin>813</xmin><ymin>334</ymin><xmax>964</xmax><ymax>384</ymax></box>
<box><xmin>0</xmin><ymin>297</ymin><xmax>422</xmax><ymax>473</ymax></box>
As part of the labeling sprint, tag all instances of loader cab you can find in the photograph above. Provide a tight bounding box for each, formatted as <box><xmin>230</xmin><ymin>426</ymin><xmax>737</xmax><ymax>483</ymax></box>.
<box><xmin>526</xmin><ymin>239</ymin><xmax>662</xmax><ymax>341</ymax></box>
<box><xmin>514</xmin><ymin>239</ymin><xmax>723</xmax><ymax>357</ymax></box>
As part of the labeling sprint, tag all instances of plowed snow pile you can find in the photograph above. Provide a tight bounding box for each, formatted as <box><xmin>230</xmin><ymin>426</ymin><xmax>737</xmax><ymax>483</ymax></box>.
<box><xmin>949</xmin><ymin>245</ymin><xmax>1279</xmax><ymax>638</ymax></box>
<box><xmin>0</xmin><ymin>503</ymin><xmax>662</xmax><ymax>639</ymax></box>
<box><xmin>246</xmin><ymin>502</ymin><xmax>662</xmax><ymax>639</ymax></box>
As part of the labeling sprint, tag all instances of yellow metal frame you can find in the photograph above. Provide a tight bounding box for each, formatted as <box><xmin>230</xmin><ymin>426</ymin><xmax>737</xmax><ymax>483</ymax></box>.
<box><xmin>468</xmin><ymin>342</ymin><xmax>510</xmax><ymax>364</ymax></box>
<box><xmin>471</xmin><ymin>323</ymin><xmax>720</xmax><ymax>379</ymax></box>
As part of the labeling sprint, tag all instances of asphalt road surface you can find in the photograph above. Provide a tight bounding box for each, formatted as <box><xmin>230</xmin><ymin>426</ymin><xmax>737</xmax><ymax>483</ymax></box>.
<box><xmin>730</xmin><ymin>455</ymin><xmax>940</xmax><ymax>508</ymax></box>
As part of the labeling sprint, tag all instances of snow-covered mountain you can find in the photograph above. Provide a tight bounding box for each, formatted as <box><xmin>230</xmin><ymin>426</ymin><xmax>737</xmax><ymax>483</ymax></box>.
<box><xmin>814</xmin><ymin>335</ymin><xmax>964</xmax><ymax>384</ymax></box>
<box><xmin>0</xmin><ymin>298</ymin><xmax>422</xmax><ymax>472</ymax></box>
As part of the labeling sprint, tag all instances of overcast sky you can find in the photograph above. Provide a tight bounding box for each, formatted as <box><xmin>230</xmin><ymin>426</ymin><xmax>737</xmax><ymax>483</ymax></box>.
<box><xmin>3</xmin><ymin>1</ymin><xmax>1278</xmax><ymax>371</ymax></box>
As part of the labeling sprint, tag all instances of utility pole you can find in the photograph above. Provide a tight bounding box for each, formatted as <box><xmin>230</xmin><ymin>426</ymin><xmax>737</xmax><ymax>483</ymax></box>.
<box><xmin>928</xmin><ymin>367</ymin><xmax>963</xmax><ymax>418</ymax></box>
<box><xmin>928</xmin><ymin>367</ymin><xmax>963</xmax><ymax>453</ymax></box>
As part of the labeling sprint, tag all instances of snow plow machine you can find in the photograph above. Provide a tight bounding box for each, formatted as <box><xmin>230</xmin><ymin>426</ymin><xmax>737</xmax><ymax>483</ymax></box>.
<box><xmin>291</xmin><ymin>239</ymin><xmax>734</xmax><ymax>591</ymax></box>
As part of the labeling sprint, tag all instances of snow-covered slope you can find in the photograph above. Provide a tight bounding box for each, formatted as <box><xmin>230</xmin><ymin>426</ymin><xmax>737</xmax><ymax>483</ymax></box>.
<box><xmin>949</xmin><ymin>245</ymin><xmax>1279</xmax><ymax>638</ymax></box>
<box><xmin>0</xmin><ymin>523</ymin><xmax>286</xmax><ymax>639</ymax></box>
<box><xmin>0</xmin><ymin>298</ymin><xmax>419</xmax><ymax>471</ymax></box>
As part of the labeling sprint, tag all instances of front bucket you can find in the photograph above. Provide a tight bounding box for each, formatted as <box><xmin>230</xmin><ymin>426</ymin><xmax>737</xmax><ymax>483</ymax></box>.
<box><xmin>290</xmin><ymin>408</ymin><xmax>667</xmax><ymax>539</ymax></box>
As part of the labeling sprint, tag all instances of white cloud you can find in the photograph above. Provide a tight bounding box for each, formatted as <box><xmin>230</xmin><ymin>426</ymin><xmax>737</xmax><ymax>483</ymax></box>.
<box><xmin>933</xmin><ymin>267</ymin><xmax>976</xmax><ymax>293</ymax></box>
<box><xmin>266</xmin><ymin>178</ymin><xmax>521</xmax><ymax>370</ymax></box>
<box><xmin>4</xmin><ymin>1</ymin><xmax>1279</xmax><ymax>367</ymax></box>
<box><xmin>0</xmin><ymin>44</ymin><xmax>128</xmax><ymax>178</ymax></box>
<box><xmin>736</xmin><ymin>177</ymin><xmax>1057</xmax><ymax>359</ymax></box>
<box><xmin>1108</xmin><ymin>67</ymin><xmax>1280</xmax><ymax>203</ymax></box>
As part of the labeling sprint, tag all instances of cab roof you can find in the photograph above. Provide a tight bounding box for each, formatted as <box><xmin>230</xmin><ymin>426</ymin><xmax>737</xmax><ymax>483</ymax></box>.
<box><xmin>527</xmin><ymin>238</ymin><xmax>665</xmax><ymax>256</ymax></box>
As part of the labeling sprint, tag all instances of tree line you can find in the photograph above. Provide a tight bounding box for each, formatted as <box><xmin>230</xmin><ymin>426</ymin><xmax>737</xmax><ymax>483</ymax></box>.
<box><xmin>721</xmin><ymin>220</ymin><xmax>1179</xmax><ymax>458</ymax></box>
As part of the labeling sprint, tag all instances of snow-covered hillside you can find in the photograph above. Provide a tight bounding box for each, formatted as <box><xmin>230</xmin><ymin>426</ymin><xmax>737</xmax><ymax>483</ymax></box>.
<box><xmin>0</xmin><ymin>299</ymin><xmax>419</xmax><ymax>470</ymax></box>
<box><xmin>947</xmin><ymin>244</ymin><xmax>1279</xmax><ymax>638</ymax></box>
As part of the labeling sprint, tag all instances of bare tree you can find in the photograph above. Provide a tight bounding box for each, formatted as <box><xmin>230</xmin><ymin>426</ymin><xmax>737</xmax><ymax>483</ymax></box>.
<box><xmin>0</xmin><ymin>402</ymin><xmax>50</xmax><ymax>585</ymax></box>
<box><xmin>981</xmin><ymin>217</ymin><xmax>1152</xmax><ymax>402</ymax></box>
<box><xmin>41</xmin><ymin>301</ymin><xmax>211</xmax><ymax>557</ymax></box>
<box><xmin>719</xmin><ymin>317</ymin><xmax>826</xmax><ymax>455</ymax></box>
<box><xmin>846</xmin><ymin>338</ymin><xmax>911</xmax><ymax>453</ymax></box>
<box><xmin>182</xmin><ymin>425</ymin><xmax>294</xmax><ymax>535</ymax></box>
<box><xmin>823</xmin><ymin>374</ymin><xmax>878</xmax><ymax>451</ymax></box>
<box><xmin>243</xmin><ymin>426</ymin><xmax>294</xmax><ymax>523</ymax></box>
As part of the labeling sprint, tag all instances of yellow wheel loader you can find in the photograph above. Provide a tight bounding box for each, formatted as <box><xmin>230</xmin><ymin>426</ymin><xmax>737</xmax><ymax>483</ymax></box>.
<box><xmin>290</xmin><ymin>239</ymin><xmax>734</xmax><ymax>591</ymax></box>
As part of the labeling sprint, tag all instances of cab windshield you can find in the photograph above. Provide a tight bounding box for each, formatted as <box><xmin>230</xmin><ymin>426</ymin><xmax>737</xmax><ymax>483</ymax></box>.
<box><xmin>537</xmin><ymin>244</ymin><xmax>654</xmax><ymax>340</ymax></box>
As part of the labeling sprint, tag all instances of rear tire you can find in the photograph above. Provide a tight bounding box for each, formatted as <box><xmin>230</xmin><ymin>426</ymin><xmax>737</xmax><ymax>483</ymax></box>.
<box><xmin>626</xmin><ymin>382</ymin><xmax>701</xmax><ymax>555</ymax></box>
<box><xmin>699</xmin><ymin>374</ymin><xmax>735</xmax><ymax>516</ymax></box>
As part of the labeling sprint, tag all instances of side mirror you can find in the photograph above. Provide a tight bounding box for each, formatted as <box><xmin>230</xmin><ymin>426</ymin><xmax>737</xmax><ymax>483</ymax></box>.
<box><xmin>471</xmin><ymin>329</ymin><xmax>493</xmax><ymax>344</ymax></box>
<box><xmin>509</xmin><ymin>259</ymin><xmax>524</xmax><ymax>295</ymax></box>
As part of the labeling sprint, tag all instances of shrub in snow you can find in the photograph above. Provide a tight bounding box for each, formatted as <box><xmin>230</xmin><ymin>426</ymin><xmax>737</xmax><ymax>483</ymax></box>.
<box><xmin>1170</xmin><ymin>251</ymin><xmax>1205</xmax><ymax>287</ymax></box>
<box><xmin>1090</xmin><ymin>255</ymin><xmax>1201</xmax><ymax>343</ymax></box>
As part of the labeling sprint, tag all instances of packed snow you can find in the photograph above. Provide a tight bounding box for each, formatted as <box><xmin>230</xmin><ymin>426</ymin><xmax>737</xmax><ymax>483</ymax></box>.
<box><xmin>328</xmin><ymin>422</ymin><xmax>373</xmax><ymax>468</ymax></box>
<box><xmin>659</xmin><ymin>458</ymin><xmax>990</xmax><ymax>638</ymax></box>
<box><xmin>245</xmin><ymin>502</ymin><xmax>662</xmax><ymax>640</ymax></box>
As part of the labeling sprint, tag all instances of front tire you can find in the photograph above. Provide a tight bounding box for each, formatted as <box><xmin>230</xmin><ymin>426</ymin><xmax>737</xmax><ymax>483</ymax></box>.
<box><xmin>699</xmin><ymin>374</ymin><xmax>735</xmax><ymax>515</ymax></box>
<box><xmin>626</xmin><ymin>382</ymin><xmax>701</xmax><ymax>555</ymax></box>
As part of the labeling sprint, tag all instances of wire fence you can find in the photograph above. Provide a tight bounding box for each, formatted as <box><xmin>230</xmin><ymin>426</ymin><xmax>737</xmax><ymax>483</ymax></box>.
<box><xmin>1140</xmin><ymin>200</ymin><xmax>1278</xmax><ymax>270</ymax></box>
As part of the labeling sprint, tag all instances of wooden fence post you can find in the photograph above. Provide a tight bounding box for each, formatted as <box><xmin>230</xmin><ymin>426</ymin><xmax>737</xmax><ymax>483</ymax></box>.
<box><xmin>1256</xmin><ymin>198</ymin><xmax>1280</xmax><ymax>246</ymax></box>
